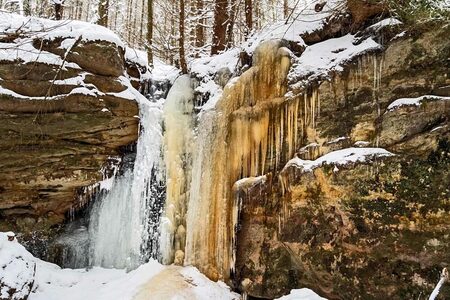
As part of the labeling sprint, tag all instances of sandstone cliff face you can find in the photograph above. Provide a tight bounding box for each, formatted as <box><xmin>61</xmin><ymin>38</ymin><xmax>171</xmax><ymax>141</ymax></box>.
<box><xmin>233</xmin><ymin>23</ymin><xmax>449</xmax><ymax>299</ymax></box>
<box><xmin>0</xmin><ymin>15</ymin><xmax>141</xmax><ymax>244</ymax></box>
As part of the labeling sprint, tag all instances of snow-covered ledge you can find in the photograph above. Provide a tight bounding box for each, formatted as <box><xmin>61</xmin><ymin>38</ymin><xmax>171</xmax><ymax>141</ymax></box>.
<box><xmin>386</xmin><ymin>95</ymin><xmax>450</xmax><ymax>112</ymax></box>
<box><xmin>282</xmin><ymin>147</ymin><xmax>394</xmax><ymax>174</ymax></box>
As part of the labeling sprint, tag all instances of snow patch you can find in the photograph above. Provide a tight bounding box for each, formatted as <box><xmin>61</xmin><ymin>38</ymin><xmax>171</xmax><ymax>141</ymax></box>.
<box><xmin>284</xmin><ymin>147</ymin><xmax>394</xmax><ymax>173</ymax></box>
<box><xmin>275</xmin><ymin>288</ymin><xmax>327</xmax><ymax>300</ymax></box>
<box><xmin>386</xmin><ymin>95</ymin><xmax>450</xmax><ymax>111</ymax></box>
<box><xmin>367</xmin><ymin>18</ymin><xmax>402</xmax><ymax>32</ymax></box>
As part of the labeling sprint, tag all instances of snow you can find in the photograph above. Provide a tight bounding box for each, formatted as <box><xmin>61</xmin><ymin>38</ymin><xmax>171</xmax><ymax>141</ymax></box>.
<box><xmin>0</xmin><ymin>231</ymin><xmax>238</xmax><ymax>300</ymax></box>
<box><xmin>327</xmin><ymin>136</ymin><xmax>348</xmax><ymax>144</ymax></box>
<box><xmin>354</xmin><ymin>141</ymin><xmax>370</xmax><ymax>147</ymax></box>
<box><xmin>125</xmin><ymin>47</ymin><xmax>180</xmax><ymax>83</ymax></box>
<box><xmin>233</xmin><ymin>175</ymin><xmax>267</xmax><ymax>189</ymax></box>
<box><xmin>367</xmin><ymin>18</ymin><xmax>402</xmax><ymax>32</ymax></box>
<box><xmin>0</xmin><ymin>12</ymin><xmax>124</xmax><ymax>48</ymax></box>
<box><xmin>289</xmin><ymin>34</ymin><xmax>381</xmax><ymax>87</ymax></box>
<box><xmin>190</xmin><ymin>48</ymin><xmax>240</xmax><ymax>80</ymax></box>
<box><xmin>284</xmin><ymin>147</ymin><xmax>393</xmax><ymax>173</ymax></box>
<box><xmin>0</xmin><ymin>39</ymin><xmax>81</xmax><ymax>68</ymax></box>
<box><xmin>386</xmin><ymin>95</ymin><xmax>450</xmax><ymax>111</ymax></box>
<box><xmin>188</xmin><ymin>48</ymin><xmax>240</xmax><ymax>111</ymax></box>
<box><xmin>0</xmin><ymin>232</ymin><xmax>35</xmax><ymax>300</ymax></box>
<box><xmin>275</xmin><ymin>288</ymin><xmax>327</xmax><ymax>300</ymax></box>
<box><xmin>244</xmin><ymin>0</ymin><xmax>345</xmax><ymax>54</ymax></box>
<box><xmin>0</xmin><ymin>12</ymin><xmax>122</xmax><ymax>67</ymax></box>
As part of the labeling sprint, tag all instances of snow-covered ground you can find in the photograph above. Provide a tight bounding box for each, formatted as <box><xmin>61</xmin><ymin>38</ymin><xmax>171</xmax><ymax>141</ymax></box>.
<box><xmin>0</xmin><ymin>232</ymin><xmax>239</xmax><ymax>300</ymax></box>
<box><xmin>0</xmin><ymin>232</ymin><xmax>330</xmax><ymax>299</ymax></box>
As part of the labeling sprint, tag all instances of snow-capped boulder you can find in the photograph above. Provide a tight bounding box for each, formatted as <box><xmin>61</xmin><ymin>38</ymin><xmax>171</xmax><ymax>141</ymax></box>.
<box><xmin>0</xmin><ymin>232</ymin><xmax>35</xmax><ymax>300</ymax></box>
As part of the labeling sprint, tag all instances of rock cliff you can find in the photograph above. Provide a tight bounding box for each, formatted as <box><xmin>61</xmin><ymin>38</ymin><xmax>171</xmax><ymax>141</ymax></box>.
<box><xmin>233</xmin><ymin>18</ymin><xmax>449</xmax><ymax>300</ymax></box>
<box><xmin>0</xmin><ymin>14</ymin><xmax>143</xmax><ymax>246</ymax></box>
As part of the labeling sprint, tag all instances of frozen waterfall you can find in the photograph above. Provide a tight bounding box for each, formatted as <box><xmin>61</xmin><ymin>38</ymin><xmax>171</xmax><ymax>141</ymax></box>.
<box><xmin>88</xmin><ymin>100</ymin><xmax>165</xmax><ymax>270</ymax></box>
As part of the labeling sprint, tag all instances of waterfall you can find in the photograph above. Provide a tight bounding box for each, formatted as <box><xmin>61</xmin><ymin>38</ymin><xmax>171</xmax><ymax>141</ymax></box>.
<box><xmin>88</xmin><ymin>100</ymin><xmax>165</xmax><ymax>270</ymax></box>
<box><xmin>159</xmin><ymin>75</ymin><xmax>195</xmax><ymax>265</ymax></box>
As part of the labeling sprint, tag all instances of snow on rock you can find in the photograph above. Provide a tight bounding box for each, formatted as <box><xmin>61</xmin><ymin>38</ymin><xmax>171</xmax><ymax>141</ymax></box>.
<box><xmin>0</xmin><ymin>232</ymin><xmax>35</xmax><ymax>300</ymax></box>
<box><xmin>0</xmin><ymin>12</ymin><xmax>123</xmax><ymax>70</ymax></box>
<box><xmin>125</xmin><ymin>47</ymin><xmax>179</xmax><ymax>83</ymax></box>
<box><xmin>288</xmin><ymin>34</ymin><xmax>381</xmax><ymax>89</ymax></box>
<box><xmin>151</xmin><ymin>58</ymin><xmax>180</xmax><ymax>83</ymax></box>
<box><xmin>366</xmin><ymin>18</ymin><xmax>402</xmax><ymax>32</ymax></box>
<box><xmin>386</xmin><ymin>95</ymin><xmax>450</xmax><ymax>111</ymax></box>
<box><xmin>275</xmin><ymin>288</ymin><xmax>327</xmax><ymax>300</ymax></box>
<box><xmin>0</xmin><ymin>232</ymin><xmax>238</xmax><ymax>300</ymax></box>
<box><xmin>189</xmin><ymin>48</ymin><xmax>240</xmax><ymax>111</ymax></box>
<box><xmin>190</xmin><ymin>48</ymin><xmax>240</xmax><ymax>80</ymax></box>
<box><xmin>233</xmin><ymin>175</ymin><xmax>267</xmax><ymax>190</ymax></box>
<box><xmin>244</xmin><ymin>0</ymin><xmax>345</xmax><ymax>54</ymax></box>
<box><xmin>0</xmin><ymin>12</ymin><xmax>124</xmax><ymax>48</ymax></box>
<box><xmin>283</xmin><ymin>147</ymin><xmax>394</xmax><ymax>173</ymax></box>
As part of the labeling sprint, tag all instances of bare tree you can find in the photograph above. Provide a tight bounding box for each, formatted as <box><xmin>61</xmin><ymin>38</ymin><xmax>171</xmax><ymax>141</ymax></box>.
<box><xmin>179</xmin><ymin>0</ymin><xmax>188</xmax><ymax>73</ymax></box>
<box><xmin>211</xmin><ymin>0</ymin><xmax>228</xmax><ymax>54</ymax></box>
<box><xmin>195</xmin><ymin>0</ymin><xmax>205</xmax><ymax>51</ymax></box>
<box><xmin>51</xmin><ymin>0</ymin><xmax>64</xmax><ymax>20</ymax></box>
<box><xmin>244</xmin><ymin>0</ymin><xmax>252</xmax><ymax>37</ymax></box>
<box><xmin>97</xmin><ymin>0</ymin><xmax>109</xmax><ymax>26</ymax></box>
<box><xmin>147</xmin><ymin>0</ymin><xmax>153</xmax><ymax>66</ymax></box>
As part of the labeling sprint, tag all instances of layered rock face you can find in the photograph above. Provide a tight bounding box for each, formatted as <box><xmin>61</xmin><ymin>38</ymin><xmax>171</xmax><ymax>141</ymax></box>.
<box><xmin>0</xmin><ymin>15</ymin><xmax>141</xmax><ymax>243</ymax></box>
<box><xmin>234</xmin><ymin>22</ymin><xmax>449</xmax><ymax>299</ymax></box>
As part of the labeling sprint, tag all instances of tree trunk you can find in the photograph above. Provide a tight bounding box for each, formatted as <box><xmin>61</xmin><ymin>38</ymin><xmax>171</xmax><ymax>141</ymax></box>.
<box><xmin>194</xmin><ymin>0</ymin><xmax>205</xmax><ymax>53</ymax></box>
<box><xmin>54</xmin><ymin>3</ymin><xmax>63</xmax><ymax>20</ymax></box>
<box><xmin>97</xmin><ymin>0</ymin><xmax>109</xmax><ymax>26</ymax></box>
<box><xmin>244</xmin><ymin>0</ymin><xmax>252</xmax><ymax>38</ymax></box>
<box><xmin>211</xmin><ymin>0</ymin><xmax>228</xmax><ymax>54</ymax></box>
<box><xmin>283</xmin><ymin>0</ymin><xmax>289</xmax><ymax>18</ymax></box>
<box><xmin>147</xmin><ymin>0</ymin><xmax>154</xmax><ymax>67</ymax></box>
<box><xmin>225</xmin><ymin>0</ymin><xmax>237</xmax><ymax>47</ymax></box>
<box><xmin>179</xmin><ymin>0</ymin><xmax>188</xmax><ymax>74</ymax></box>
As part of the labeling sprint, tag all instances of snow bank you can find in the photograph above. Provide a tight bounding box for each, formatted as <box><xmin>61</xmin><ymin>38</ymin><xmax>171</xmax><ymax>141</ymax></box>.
<box><xmin>284</xmin><ymin>147</ymin><xmax>394</xmax><ymax>173</ymax></box>
<box><xmin>386</xmin><ymin>95</ymin><xmax>450</xmax><ymax>111</ymax></box>
<box><xmin>0</xmin><ymin>232</ymin><xmax>35</xmax><ymax>300</ymax></box>
<box><xmin>0</xmin><ymin>231</ymin><xmax>238</xmax><ymax>300</ymax></box>
<box><xmin>275</xmin><ymin>288</ymin><xmax>327</xmax><ymax>300</ymax></box>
